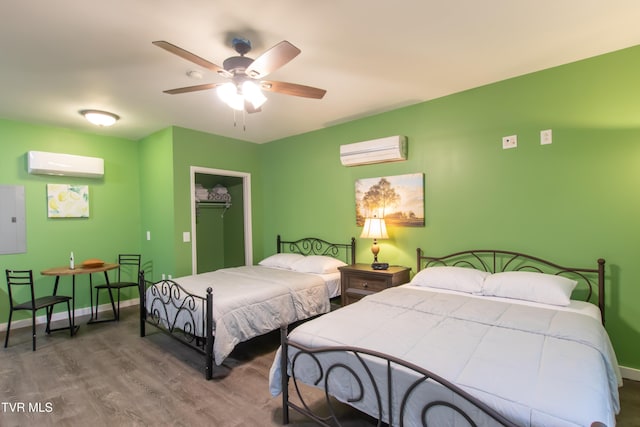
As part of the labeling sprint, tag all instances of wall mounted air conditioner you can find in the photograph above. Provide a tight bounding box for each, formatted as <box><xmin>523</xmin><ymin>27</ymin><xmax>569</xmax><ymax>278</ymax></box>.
<box><xmin>340</xmin><ymin>135</ymin><xmax>408</xmax><ymax>166</ymax></box>
<box><xmin>27</xmin><ymin>151</ymin><xmax>104</xmax><ymax>178</ymax></box>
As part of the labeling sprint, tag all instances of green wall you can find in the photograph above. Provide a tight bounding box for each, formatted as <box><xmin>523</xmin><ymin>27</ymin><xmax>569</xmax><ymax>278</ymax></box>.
<box><xmin>0</xmin><ymin>119</ymin><xmax>141</xmax><ymax>314</ymax></box>
<box><xmin>194</xmin><ymin>175</ymin><xmax>244</xmax><ymax>273</ymax></box>
<box><xmin>166</xmin><ymin>126</ymin><xmax>263</xmax><ymax>278</ymax></box>
<box><xmin>261</xmin><ymin>45</ymin><xmax>640</xmax><ymax>369</ymax></box>
<box><xmin>223</xmin><ymin>181</ymin><xmax>246</xmax><ymax>267</ymax></box>
<box><xmin>1</xmin><ymin>45</ymin><xmax>638</xmax><ymax>372</ymax></box>
<box><xmin>138</xmin><ymin>127</ymin><xmax>175</xmax><ymax>281</ymax></box>
<box><xmin>196</xmin><ymin>206</ymin><xmax>225</xmax><ymax>272</ymax></box>
<box><xmin>0</xmin><ymin>121</ymin><xmax>263</xmax><ymax>322</ymax></box>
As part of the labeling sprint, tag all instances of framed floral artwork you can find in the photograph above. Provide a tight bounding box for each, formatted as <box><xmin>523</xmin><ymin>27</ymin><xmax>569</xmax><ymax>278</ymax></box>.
<box><xmin>355</xmin><ymin>173</ymin><xmax>424</xmax><ymax>226</ymax></box>
<box><xmin>47</xmin><ymin>184</ymin><xmax>89</xmax><ymax>218</ymax></box>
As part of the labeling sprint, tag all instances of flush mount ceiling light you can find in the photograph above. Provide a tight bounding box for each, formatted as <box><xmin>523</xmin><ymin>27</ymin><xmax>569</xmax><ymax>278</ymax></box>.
<box><xmin>80</xmin><ymin>109</ymin><xmax>120</xmax><ymax>127</ymax></box>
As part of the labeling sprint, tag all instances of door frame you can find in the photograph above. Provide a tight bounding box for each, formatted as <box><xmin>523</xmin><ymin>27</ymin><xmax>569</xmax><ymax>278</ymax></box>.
<box><xmin>190</xmin><ymin>166</ymin><xmax>253</xmax><ymax>274</ymax></box>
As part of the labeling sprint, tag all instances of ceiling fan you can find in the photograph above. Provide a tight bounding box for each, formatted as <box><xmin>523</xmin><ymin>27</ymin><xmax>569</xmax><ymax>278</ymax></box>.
<box><xmin>153</xmin><ymin>38</ymin><xmax>326</xmax><ymax>113</ymax></box>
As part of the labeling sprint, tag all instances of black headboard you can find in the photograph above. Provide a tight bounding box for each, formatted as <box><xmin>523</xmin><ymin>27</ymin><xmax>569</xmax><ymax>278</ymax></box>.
<box><xmin>277</xmin><ymin>235</ymin><xmax>356</xmax><ymax>265</ymax></box>
<box><xmin>417</xmin><ymin>248</ymin><xmax>606</xmax><ymax>324</ymax></box>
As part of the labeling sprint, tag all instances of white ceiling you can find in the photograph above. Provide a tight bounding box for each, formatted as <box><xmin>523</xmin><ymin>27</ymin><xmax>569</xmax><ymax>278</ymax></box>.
<box><xmin>1</xmin><ymin>1</ymin><xmax>639</xmax><ymax>144</ymax></box>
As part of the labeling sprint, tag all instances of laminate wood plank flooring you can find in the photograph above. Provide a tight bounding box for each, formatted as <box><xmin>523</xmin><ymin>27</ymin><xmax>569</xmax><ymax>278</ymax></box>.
<box><xmin>1</xmin><ymin>307</ymin><xmax>638</xmax><ymax>426</ymax></box>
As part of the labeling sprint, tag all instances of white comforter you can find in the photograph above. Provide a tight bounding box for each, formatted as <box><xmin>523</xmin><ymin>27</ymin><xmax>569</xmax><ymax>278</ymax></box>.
<box><xmin>270</xmin><ymin>286</ymin><xmax>621</xmax><ymax>427</ymax></box>
<box><xmin>146</xmin><ymin>266</ymin><xmax>330</xmax><ymax>365</ymax></box>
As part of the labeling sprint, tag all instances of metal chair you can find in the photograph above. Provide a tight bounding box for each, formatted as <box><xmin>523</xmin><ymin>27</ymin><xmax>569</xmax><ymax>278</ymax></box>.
<box><xmin>94</xmin><ymin>254</ymin><xmax>141</xmax><ymax>320</ymax></box>
<box><xmin>4</xmin><ymin>269</ymin><xmax>72</xmax><ymax>351</ymax></box>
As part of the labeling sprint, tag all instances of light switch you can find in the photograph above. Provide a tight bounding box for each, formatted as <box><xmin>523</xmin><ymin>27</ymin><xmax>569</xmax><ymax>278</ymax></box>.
<box><xmin>183</xmin><ymin>231</ymin><xmax>191</xmax><ymax>242</ymax></box>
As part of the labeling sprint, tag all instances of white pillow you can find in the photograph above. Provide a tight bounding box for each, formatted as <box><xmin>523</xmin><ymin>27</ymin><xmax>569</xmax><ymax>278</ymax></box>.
<box><xmin>292</xmin><ymin>255</ymin><xmax>347</xmax><ymax>274</ymax></box>
<box><xmin>258</xmin><ymin>253</ymin><xmax>305</xmax><ymax>270</ymax></box>
<box><xmin>482</xmin><ymin>271</ymin><xmax>577</xmax><ymax>306</ymax></box>
<box><xmin>410</xmin><ymin>266</ymin><xmax>489</xmax><ymax>294</ymax></box>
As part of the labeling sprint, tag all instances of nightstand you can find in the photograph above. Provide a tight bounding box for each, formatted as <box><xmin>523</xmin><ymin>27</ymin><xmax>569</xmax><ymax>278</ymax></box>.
<box><xmin>339</xmin><ymin>264</ymin><xmax>411</xmax><ymax>306</ymax></box>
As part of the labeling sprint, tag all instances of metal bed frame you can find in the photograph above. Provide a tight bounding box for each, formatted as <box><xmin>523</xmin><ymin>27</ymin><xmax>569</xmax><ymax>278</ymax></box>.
<box><xmin>280</xmin><ymin>249</ymin><xmax>607</xmax><ymax>426</ymax></box>
<box><xmin>416</xmin><ymin>249</ymin><xmax>606</xmax><ymax>325</ymax></box>
<box><xmin>138</xmin><ymin>235</ymin><xmax>356</xmax><ymax>380</ymax></box>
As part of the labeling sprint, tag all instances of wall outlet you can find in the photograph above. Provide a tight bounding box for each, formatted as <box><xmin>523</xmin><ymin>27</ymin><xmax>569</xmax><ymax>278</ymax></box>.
<box><xmin>502</xmin><ymin>135</ymin><xmax>517</xmax><ymax>149</ymax></box>
<box><xmin>541</xmin><ymin>129</ymin><xmax>552</xmax><ymax>145</ymax></box>
<box><xmin>182</xmin><ymin>231</ymin><xmax>191</xmax><ymax>242</ymax></box>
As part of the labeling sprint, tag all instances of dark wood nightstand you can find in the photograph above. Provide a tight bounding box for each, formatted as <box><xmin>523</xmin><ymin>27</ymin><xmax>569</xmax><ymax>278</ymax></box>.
<box><xmin>339</xmin><ymin>264</ymin><xmax>411</xmax><ymax>306</ymax></box>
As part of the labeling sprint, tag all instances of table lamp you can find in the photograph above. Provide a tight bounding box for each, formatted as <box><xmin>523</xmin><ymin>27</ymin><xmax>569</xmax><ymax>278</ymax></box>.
<box><xmin>360</xmin><ymin>216</ymin><xmax>389</xmax><ymax>269</ymax></box>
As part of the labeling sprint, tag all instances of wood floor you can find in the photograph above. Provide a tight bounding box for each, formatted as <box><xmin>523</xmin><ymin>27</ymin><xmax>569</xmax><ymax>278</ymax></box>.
<box><xmin>1</xmin><ymin>307</ymin><xmax>638</xmax><ymax>427</ymax></box>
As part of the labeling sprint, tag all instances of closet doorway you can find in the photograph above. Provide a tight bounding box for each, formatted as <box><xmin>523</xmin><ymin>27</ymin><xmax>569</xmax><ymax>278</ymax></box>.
<box><xmin>190</xmin><ymin>166</ymin><xmax>252</xmax><ymax>275</ymax></box>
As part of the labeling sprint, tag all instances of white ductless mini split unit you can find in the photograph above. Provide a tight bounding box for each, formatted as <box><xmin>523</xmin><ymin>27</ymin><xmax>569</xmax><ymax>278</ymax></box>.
<box><xmin>340</xmin><ymin>135</ymin><xmax>408</xmax><ymax>166</ymax></box>
<box><xmin>28</xmin><ymin>151</ymin><xmax>104</xmax><ymax>178</ymax></box>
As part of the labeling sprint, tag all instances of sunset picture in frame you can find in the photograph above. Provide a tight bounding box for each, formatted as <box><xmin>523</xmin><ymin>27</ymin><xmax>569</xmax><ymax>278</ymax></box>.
<box><xmin>355</xmin><ymin>173</ymin><xmax>424</xmax><ymax>227</ymax></box>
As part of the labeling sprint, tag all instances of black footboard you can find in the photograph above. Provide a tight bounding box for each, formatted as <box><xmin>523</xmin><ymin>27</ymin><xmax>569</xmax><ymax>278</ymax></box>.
<box><xmin>279</xmin><ymin>326</ymin><xmax>519</xmax><ymax>427</ymax></box>
<box><xmin>139</xmin><ymin>271</ymin><xmax>214</xmax><ymax>380</ymax></box>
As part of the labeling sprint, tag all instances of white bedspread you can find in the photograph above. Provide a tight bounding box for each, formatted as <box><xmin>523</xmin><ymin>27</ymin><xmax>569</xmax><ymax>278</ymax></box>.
<box><xmin>270</xmin><ymin>287</ymin><xmax>621</xmax><ymax>427</ymax></box>
<box><xmin>146</xmin><ymin>266</ymin><xmax>329</xmax><ymax>365</ymax></box>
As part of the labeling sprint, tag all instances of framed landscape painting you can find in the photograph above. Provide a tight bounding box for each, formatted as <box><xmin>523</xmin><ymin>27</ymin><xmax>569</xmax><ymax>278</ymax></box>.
<box><xmin>355</xmin><ymin>173</ymin><xmax>424</xmax><ymax>226</ymax></box>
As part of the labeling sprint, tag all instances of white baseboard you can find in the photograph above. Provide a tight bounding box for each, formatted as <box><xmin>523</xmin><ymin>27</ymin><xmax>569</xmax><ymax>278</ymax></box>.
<box><xmin>0</xmin><ymin>298</ymin><xmax>140</xmax><ymax>332</ymax></box>
<box><xmin>620</xmin><ymin>366</ymin><xmax>640</xmax><ymax>382</ymax></box>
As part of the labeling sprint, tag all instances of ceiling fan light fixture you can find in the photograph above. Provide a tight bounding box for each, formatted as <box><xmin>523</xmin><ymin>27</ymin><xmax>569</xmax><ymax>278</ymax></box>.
<box><xmin>242</xmin><ymin>81</ymin><xmax>267</xmax><ymax>109</ymax></box>
<box><xmin>80</xmin><ymin>109</ymin><xmax>120</xmax><ymax>127</ymax></box>
<box><xmin>216</xmin><ymin>82</ymin><xmax>244</xmax><ymax>110</ymax></box>
<box><xmin>154</xmin><ymin>39</ymin><xmax>326</xmax><ymax>109</ymax></box>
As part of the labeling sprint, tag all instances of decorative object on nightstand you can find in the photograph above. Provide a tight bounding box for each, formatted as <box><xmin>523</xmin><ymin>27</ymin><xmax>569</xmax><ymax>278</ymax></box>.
<box><xmin>360</xmin><ymin>216</ymin><xmax>389</xmax><ymax>270</ymax></box>
<box><xmin>339</xmin><ymin>264</ymin><xmax>410</xmax><ymax>306</ymax></box>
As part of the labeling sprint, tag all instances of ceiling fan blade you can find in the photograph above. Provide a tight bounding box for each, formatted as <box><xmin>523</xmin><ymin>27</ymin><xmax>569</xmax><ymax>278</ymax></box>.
<box><xmin>245</xmin><ymin>41</ymin><xmax>301</xmax><ymax>79</ymax></box>
<box><xmin>162</xmin><ymin>83</ymin><xmax>221</xmax><ymax>95</ymax></box>
<box><xmin>153</xmin><ymin>41</ymin><xmax>232</xmax><ymax>77</ymax></box>
<box><xmin>261</xmin><ymin>81</ymin><xmax>326</xmax><ymax>99</ymax></box>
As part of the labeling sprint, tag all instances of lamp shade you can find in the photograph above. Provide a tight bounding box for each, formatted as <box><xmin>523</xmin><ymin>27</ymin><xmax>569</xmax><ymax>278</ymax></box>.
<box><xmin>360</xmin><ymin>217</ymin><xmax>389</xmax><ymax>239</ymax></box>
<box><xmin>216</xmin><ymin>81</ymin><xmax>267</xmax><ymax>111</ymax></box>
<box><xmin>216</xmin><ymin>82</ymin><xmax>245</xmax><ymax>110</ymax></box>
<box><xmin>242</xmin><ymin>81</ymin><xmax>267</xmax><ymax>109</ymax></box>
